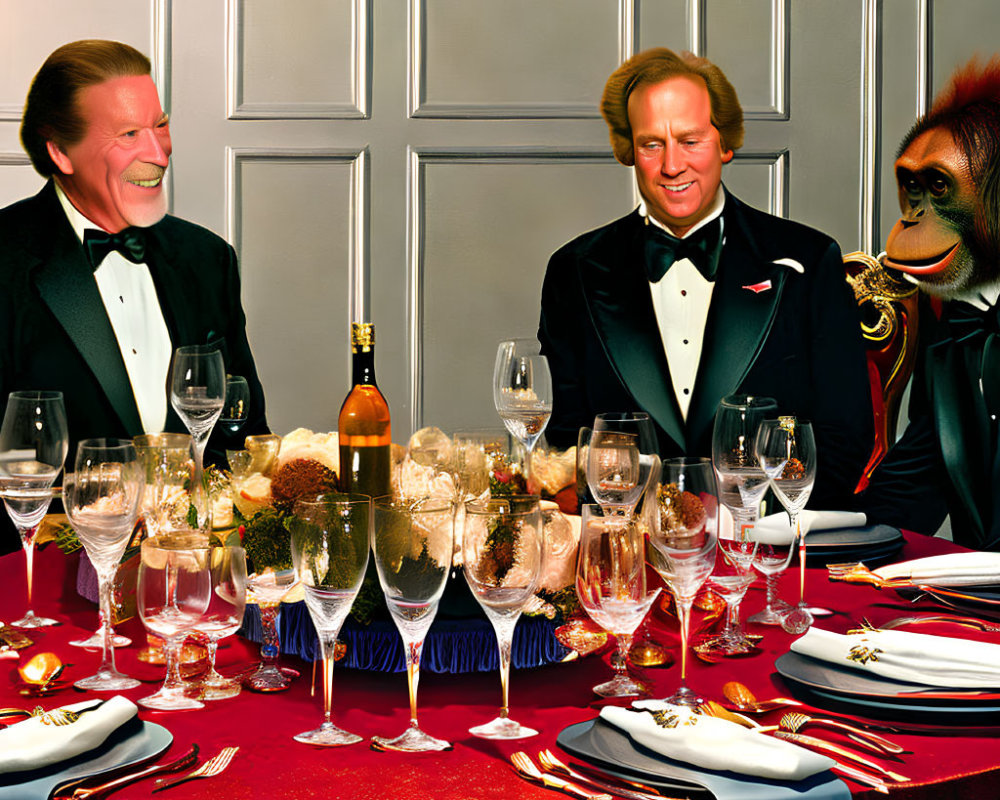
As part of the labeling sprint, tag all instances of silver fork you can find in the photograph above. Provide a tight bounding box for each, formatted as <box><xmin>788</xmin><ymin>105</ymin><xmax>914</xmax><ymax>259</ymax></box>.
<box><xmin>150</xmin><ymin>746</ymin><xmax>239</xmax><ymax>794</ymax></box>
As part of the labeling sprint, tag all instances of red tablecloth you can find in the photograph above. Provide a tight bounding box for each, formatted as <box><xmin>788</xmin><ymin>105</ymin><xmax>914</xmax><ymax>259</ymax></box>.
<box><xmin>1</xmin><ymin>533</ymin><xmax>998</xmax><ymax>800</ymax></box>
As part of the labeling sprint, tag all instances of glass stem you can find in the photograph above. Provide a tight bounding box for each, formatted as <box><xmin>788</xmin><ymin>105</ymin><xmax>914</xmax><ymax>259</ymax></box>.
<box><xmin>406</xmin><ymin>638</ymin><xmax>424</xmax><ymax>727</ymax></box>
<box><xmin>496</xmin><ymin>620</ymin><xmax>515</xmax><ymax>719</ymax></box>
<box><xmin>615</xmin><ymin>632</ymin><xmax>633</xmax><ymax>672</ymax></box>
<box><xmin>97</xmin><ymin>570</ymin><xmax>119</xmax><ymax>675</ymax></box>
<box><xmin>22</xmin><ymin>535</ymin><xmax>35</xmax><ymax>607</ymax></box>
<box><xmin>765</xmin><ymin>573</ymin><xmax>779</xmax><ymax>612</ymax></box>
<box><xmin>260</xmin><ymin>605</ymin><xmax>280</xmax><ymax>666</ymax></box>
<box><xmin>319</xmin><ymin>633</ymin><xmax>336</xmax><ymax>726</ymax></box>
<box><xmin>191</xmin><ymin>434</ymin><xmax>212</xmax><ymax>531</ymax></box>
<box><xmin>725</xmin><ymin>598</ymin><xmax>740</xmax><ymax>634</ymax></box>
<box><xmin>162</xmin><ymin>636</ymin><xmax>184</xmax><ymax>691</ymax></box>
<box><xmin>205</xmin><ymin>638</ymin><xmax>220</xmax><ymax>678</ymax></box>
<box><xmin>792</xmin><ymin>513</ymin><xmax>806</xmax><ymax>602</ymax></box>
<box><xmin>677</xmin><ymin>599</ymin><xmax>692</xmax><ymax>683</ymax></box>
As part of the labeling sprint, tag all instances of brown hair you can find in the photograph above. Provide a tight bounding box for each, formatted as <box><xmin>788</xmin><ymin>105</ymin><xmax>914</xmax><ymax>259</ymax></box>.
<box><xmin>601</xmin><ymin>47</ymin><xmax>744</xmax><ymax>166</ymax></box>
<box><xmin>21</xmin><ymin>39</ymin><xmax>151</xmax><ymax>177</ymax></box>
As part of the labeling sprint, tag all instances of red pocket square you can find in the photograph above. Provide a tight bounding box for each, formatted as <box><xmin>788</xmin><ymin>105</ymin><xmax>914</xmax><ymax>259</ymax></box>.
<box><xmin>743</xmin><ymin>280</ymin><xmax>772</xmax><ymax>294</ymax></box>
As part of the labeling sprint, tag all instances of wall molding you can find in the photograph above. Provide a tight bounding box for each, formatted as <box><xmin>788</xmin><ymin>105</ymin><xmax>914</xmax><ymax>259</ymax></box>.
<box><xmin>225</xmin><ymin>146</ymin><xmax>370</xmax><ymax>324</ymax></box>
<box><xmin>733</xmin><ymin>149</ymin><xmax>789</xmax><ymax>218</ymax></box>
<box><xmin>226</xmin><ymin>0</ymin><xmax>370</xmax><ymax>119</ymax></box>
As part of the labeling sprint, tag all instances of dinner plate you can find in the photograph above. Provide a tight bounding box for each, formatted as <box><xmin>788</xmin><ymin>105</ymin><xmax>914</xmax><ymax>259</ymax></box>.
<box><xmin>0</xmin><ymin>716</ymin><xmax>172</xmax><ymax>799</ymax></box>
<box><xmin>776</xmin><ymin>651</ymin><xmax>1000</xmax><ymax>723</ymax></box>
<box><xmin>557</xmin><ymin>718</ymin><xmax>850</xmax><ymax>800</ymax></box>
<box><xmin>804</xmin><ymin>525</ymin><xmax>903</xmax><ymax>566</ymax></box>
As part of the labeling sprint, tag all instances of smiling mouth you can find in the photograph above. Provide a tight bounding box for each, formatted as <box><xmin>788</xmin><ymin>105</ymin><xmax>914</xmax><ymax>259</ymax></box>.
<box><xmin>663</xmin><ymin>182</ymin><xmax>693</xmax><ymax>193</ymax></box>
<box><xmin>126</xmin><ymin>176</ymin><xmax>163</xmax><ymax>189</ymax></box>
<box><xmin>883</xmin><ymin>242</ymin><xmax>960</xmax><ymax>274</ymax></box>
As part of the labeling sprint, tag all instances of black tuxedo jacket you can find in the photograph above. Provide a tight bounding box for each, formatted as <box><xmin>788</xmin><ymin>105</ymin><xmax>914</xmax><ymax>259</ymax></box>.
<box><xmin>860</xmin><ymin>296</ymin><xmax>1000</xmax><ymax>550</ymax></box>
<box><xmin>538</xmin><ymin>189</ymin><xmax>873</xmax><ymax>509</ymax></box>
<box><xmin>0</xmin><ymin>182</ymin><xmax>268</xmax><ymax>518</ymax></box>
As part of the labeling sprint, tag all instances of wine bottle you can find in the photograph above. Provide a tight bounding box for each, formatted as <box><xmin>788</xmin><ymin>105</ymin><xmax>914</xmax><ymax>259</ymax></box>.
<box><xmin>338</xmin><ymin>322</ymin><xmax>391</xmax><ymax>498</ymax></box>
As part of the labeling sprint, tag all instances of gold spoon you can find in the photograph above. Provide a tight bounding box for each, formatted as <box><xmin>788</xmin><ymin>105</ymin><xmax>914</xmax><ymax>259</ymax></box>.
<box><xmin>722</xmin><ymin>681</ymin><xmax>803</xmax><ymax>713</ymax></box>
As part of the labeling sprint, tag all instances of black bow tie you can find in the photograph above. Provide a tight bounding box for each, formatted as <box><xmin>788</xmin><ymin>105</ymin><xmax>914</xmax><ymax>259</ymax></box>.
<box><xmin>947</xmin><ymin>300</ymin><xmax>1000</xmax><ymax>341</ymax></box>
<box><xmin>83</xmin><ymin>227</ymin><xmax>147</xmax><ymax>270</ymax></box>
<box><xmin>644</xmin><ymin>217</ymin><xmax>723</xmax><ymax>283</ymax></box>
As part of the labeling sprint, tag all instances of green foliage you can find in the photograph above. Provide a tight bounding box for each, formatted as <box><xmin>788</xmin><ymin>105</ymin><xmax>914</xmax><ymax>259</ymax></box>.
<box><xmin>242</xmin><ymin>507</ymin><xmax>293</xmax><ymax>572</ymax></box>
<box><xmin>53</xmin><ymin>522</ymin><xmax>82</xmax><ymax>554</ymax></box>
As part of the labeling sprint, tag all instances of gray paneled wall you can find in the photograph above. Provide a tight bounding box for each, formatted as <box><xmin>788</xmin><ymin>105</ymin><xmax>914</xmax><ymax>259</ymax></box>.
<box><xmin>1</xmin><ymin>0</ymin><xmax>998</xmax><ymax>441</ymax></box>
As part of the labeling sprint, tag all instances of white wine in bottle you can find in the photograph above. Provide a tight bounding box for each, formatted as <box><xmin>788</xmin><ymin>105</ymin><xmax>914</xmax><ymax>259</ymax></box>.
<box><xmin>338</xmin><ymin>322</ymin><xmax>391</xmax><ymax>498</ymax></box>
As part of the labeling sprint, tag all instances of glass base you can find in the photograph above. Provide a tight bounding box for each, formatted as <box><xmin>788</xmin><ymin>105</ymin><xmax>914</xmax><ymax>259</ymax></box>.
<box><xmin>74</xmin><ymin>670</ymin><xmax>141</xmax><ymax>692</ymax></box>
<box><xmin>781</xmin><ymin>604</ymin><xmax>814</xmax><ymax>635</ymax></box>
<box><xmin>139</xmin><ymin>686</ymin><xmax>205</xmax><ymax>711</ymax></box>
<box><xmin>193</xmin><ymin>670</ymin><xmax>242</xmax><ymax>701</ymax></box>
<box><xmin>371</xmin><ymin>725</ymin><xmax>451</xmax><ymax>752</ymax></box>
<box><xmin>244</xmin><ymin>663</ymin><xmax>292</xmax><ymax>692</ymax></box>
<box><xmin>695</xmin><ymin>631</ymin><xmax>759</xmax><ymax>657</ymax></box>
<box><xmin>11</xmin><ymin>610</ymin><xmax>60</xmax><ymax>628</ymax></box>
<box><xmin>629</xmin><ymin>640</ymin><xmax>672</xmax><ymax>668</ymax></box>
<box><xmin>663</xmin><ymin>684</ymin><xmax>703</xmax><ymax>708</ymax></box>
<box><xmin>294</xmin><ymin>721</ymin><xmax>362</xmax><ymax>747</ymax></box>
<box><xmin>593</xmin><ymin>673</ymin><xmax>648</xmax><ymax>698</ymax></box>
<box><xmin>70</xmin><ymin>630</ymin><xmax>131</xmax><ymax>648</ymax></box>
<box><xmin>469</xmin><ymin>716</ymin><xmax>538</xmax><ymax>740</ymax></box>
<box><xmin>748</xmin><ymin>598</ymin><xmax>793</xmax><ymax>626</ymax></box>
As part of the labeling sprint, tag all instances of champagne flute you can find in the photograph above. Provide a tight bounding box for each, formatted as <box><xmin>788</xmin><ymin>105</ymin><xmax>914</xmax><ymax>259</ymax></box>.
<box><xmin>218</xmin><ymin>375</ymin><xmax>250</xmax><ymax>437</ymax></box>
<box><xmin>189</xmin><ymin>544</ymin><xmax>247</xmax><ymax>700</ymax></box>
<box><xmin>136</xmin><ymin>532</ymin><xmax>212</xmax><ymax>710</ymax></box>
<box><xmin>493</xmin><ymin>339</ymin><xmax>552</xmax><ymax>490</ymax></box>
<box><xmin>645</xmin><ymin>457</ymin><xmax>718</xmax><ymax>707</ymax></box>
<box><xmin>576</xmin><ymin>504</ymin><xmax>661</xmax><ymax>696</ymax></box>
<box><xmin>711</xmin><ymin>394</ymin><xmax>775</xmax><ymax>641</ymax></box>
<box><xmin>288</xmin><ymin>494</ymin><xmax>370</xmax><ymax>746</ymax></box>
<box><xmin>371</xmin><ymin>497</ymin><xmax>454</xmax><ymax>751</ymax></box>
<box><xmin>755</xmin><ymin>417</ymin><xmax>817</xmax><ymax>634</ymax></box>
<box><xmin>65</xmin><ymin>439</ymin><xmax>144</xmax><ymax>691</ymax></box>
<box><xmin>463</xmin><ymin>495</ymin><xmax>544</xmax><ymax>739</ymax></box>
<box><xmin>0</xmin><ymin>391</ymin><xmax>68</xmax><ymax>628</ymax></box>
<box><xmin>169</xmin><ymin>345</ymin><xmax>225</xmax><ymax>530</ymax></box>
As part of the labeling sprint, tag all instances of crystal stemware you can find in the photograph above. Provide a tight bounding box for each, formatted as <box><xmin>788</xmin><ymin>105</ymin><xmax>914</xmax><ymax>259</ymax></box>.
<box><xmin>244</xmin><ymin>567</ymin><xmax>298</xmax><ymax>692</ymax></box>
<box><xmin>218</xmin><ymin>375</ymin><xmax>250</xmax><ymax>438</ymax></box>
<box><xmin>463</xmin><ymin>495</ymin><xmax>544</xmax><ymax>739</ymax></box>
<box><xmin>169</xmin><ymin>345</ymin><xmax>225</xmax><ymax>531</ymax></box>
<box><xmin>136</xmin><ymin>532</ymin><xmax>212</xmax><ymax>710</ymax></box>
<box><xmin>588</xmin><ymin>412</ymin><xmax>658</xmax><ymax>516</ymax></box>
<box><xmin>0</xmin><ymin>391</ymin><xmax>68</xmax><ymax>628</ymax></box>
<box><xmin>576</xmin><ymin>504</ymin><xmax>661</xmax><ymax>696</ymax></box>
<box><xmin>65</xmin><ymin>439</ymin><xmax>144</xmax><ymax>691</ymax></box>
<box><xmin>711</xmin><ymin>394</ymin><xmax>775</xmax><ymax>643</ymax></box>
<box><xmin>645</xmin><ymin>457</ymin><xmax>718</xmax><ymax>707</ymax></box>
<box><xmin>371</xmin><ymin>497</ymin><xmax>455</xmax><ymax>751</ymax></box>
<box><xmin>189</xmin><ymin>544</ymin><xmax>247</xmax><ymax>700</ymax></box>
<box><xmin>755</xmin><ymin>416</ymin><xmax>817</xmax><ymax>634</ymax></box>
<box><xmin>288</xmin><ymin>494</ymin><xmax>371</xmax><ymax>746</ymax></box>
<box><xmin>493</xmin><ymin>339</ymin><xmax>552</xmax><ymax>490</ymax></box>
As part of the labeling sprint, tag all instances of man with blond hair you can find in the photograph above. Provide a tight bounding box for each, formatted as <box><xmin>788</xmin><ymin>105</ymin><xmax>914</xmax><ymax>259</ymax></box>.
<box><xmin>539</xmin><ymin>48</ymin><xmax>871</xmax><ymax>508</ymax></box>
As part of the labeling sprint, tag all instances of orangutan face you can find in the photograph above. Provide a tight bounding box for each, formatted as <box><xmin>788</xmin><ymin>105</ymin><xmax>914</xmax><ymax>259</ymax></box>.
<box><xmin>883</xmin><ymin>127</ymin><xmax>978</xmax><ymax>297</ymax></box>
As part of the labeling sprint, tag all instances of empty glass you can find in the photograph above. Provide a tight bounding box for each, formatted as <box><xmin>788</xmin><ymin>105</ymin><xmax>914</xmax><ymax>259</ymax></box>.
<box><xmin>189</xmin><ymin>545</ymin><xmax>248</xmax><ymax>700</ymax></box>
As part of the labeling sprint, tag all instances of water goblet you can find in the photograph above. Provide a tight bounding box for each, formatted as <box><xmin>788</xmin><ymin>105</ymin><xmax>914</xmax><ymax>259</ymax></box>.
<box><xmin>169</xmin><ymin>345</ymin><xmax>225</xmax><ymax>530</ymax></box>
<box><xmin>586</xmin><ymin>431</ymin><xmax>641</xmax><ymax>513</ymax></box>
<box><xmin>65</xmin><ymin>439</ymin><xmax>144</xmax><ymax>691</ymax></box>
<box><xmin>244</xmin><ymin>567</ymin><xmax>298</xmax><ymax>692</ymax></box>
<box><xmin>493</xmin><ymin>339</ymin><xmax>552</xmax><ymax>490</ymax></box>
<box><xmin>463</xmin><ymin>495</ymin><xmax>544</xmax><ymax>739</ymax></box>
<box><xmin>645</xmin><ymin>457</ymin><xmax>718</xmax><ymax>707</ymax></box>
<box><xmin>189</xmin><ymin>545</ymin><xmax>247</xmax><ymax>700</ymax></box>
<box><xmin>704</xmin><ymin>529</ymin><xmax>758</xmax><ymax>655</ymax></box>
<box><xmin>371</xmin><ymin>497</ymin><xmax>454</xmax><ymax>751</ymax></box>
<box><xmin>0</xmin><ymin>391</ymin><xmax>68</xmax><ymax>628</ymax></box>
<box><xmin>288</xmin><ymin>494</ymin><xmax>371</xmax><ymax>746</ymax></box>
<box><xmin>755</xmin><ymin>417</ymin><xmax>817</xmax><ymax>634</ymax></box>
<box><xmin>218</xmin><ymin>375</ymin><xmax>250</xmax><ymax>437</ymax></box>
<box><xmin>136</xmin><ymin>532</ymin><xmax>212</xmax><ymax>710</ymax></box>
<box><xmin>575</xmin><ymin>504</ymin><xmax>661</xmax><ymax>696</ymax></box>
<box><xmin>589</xmin><ymin>412</ymin><xmax>658</xmax><ymax>515</ymax></box>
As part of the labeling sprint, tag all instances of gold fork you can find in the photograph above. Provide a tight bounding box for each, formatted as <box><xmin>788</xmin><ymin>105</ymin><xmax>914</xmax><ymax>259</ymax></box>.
<box><xmin>778</xmin><ymin>712</ymin><xmax>906</xmax><ymax>754</ymax></box>
<box><xmin>826</xmin><ymin>562</ymin><xmax>887</xmax><ymax>586</ymax></box>
<box><xmin>510</xmin><ymin>752</ymin><xmax>611</xmax><ymax>799</ymax></box>
<box><xmin>536</xmin><ymin>749</ymin><xmax>671</xmax><ymax>800</ymax></box>
<box><xmin>150</xmin><ymin>746</ymin><xmax>239</xmax><ymax>794</ymax></box>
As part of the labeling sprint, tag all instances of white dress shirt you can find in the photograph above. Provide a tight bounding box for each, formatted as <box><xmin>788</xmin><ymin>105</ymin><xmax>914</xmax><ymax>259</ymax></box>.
<box><xmin>55</xmin><ymin>184</ymin><xmax>171</xmax><ymax>433</ymax></box>
<box><xmin>640</xmin><ymin>188</ymin><xmax>726</xmax><ymax>420</ymax></box>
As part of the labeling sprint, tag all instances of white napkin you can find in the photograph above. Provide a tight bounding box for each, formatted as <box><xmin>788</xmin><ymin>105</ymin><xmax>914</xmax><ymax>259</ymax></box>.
<box><xmin>751</xmin><ymin>511</ymin><xmax>867</xmax><ymax>545</ymax></box>
<box><xmin>873</xmin><ymin>552</ymin><xmax>1000</xmax><ymax>587</ymax></box>
<box><xmin>791</xmin><ymin>627</ymin><xmax>1000</xmax><ymax>688</ymax></box>
<box><xmin>599</xmin><ymin>701</ymin><xmax>834</xmax><ymax>781</ymax></box>
<box><xmin>0</xmin><ymin>695</ymin><xmax>138</xmax><ymax>774</ymax></box>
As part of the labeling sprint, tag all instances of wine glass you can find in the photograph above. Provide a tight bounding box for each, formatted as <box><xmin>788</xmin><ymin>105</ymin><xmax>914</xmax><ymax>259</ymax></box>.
<box><xmin>65</xmin><ymin>439</ymin><xmax>144</xmax><ymax>691</ymax></box>
<box><xmin>755</xmin><ymin>417</ymin><xmax>817</xmax><ymax>634</ymax></box>
<box><xmin>244</xmin><ymin>567</ymin><xmax>298</xmax><ymax>692</ymax></box>
<box><xmin>219</xmin><ymin>375</ymin><xmax>250</xmax><ymax>437</ymax></box>
<box><xmin>288</xmin><ymin>494</ymin><xmax>371</xmax><ymax>746</ymax></box>
<box><xmin>371</xmin><ymin>497</ymin><xmax>454</xmax><ymax>751</ymax></box>
<box><xmin>136</xmin><ymin>532</ymin><xmax>212</xmax><ymax>710</ymax></box>
<box><xmin>463</xmin><ymin>495</ymin><xmax>544</xmax><ymax>739</ymax></box>
<box><xmin>587</xmin><ymin>413</ymin><xmax>658</xmax><ymax>516</ymax></box>
<box><xmin>169</xmin><ymin>345</ymin><xmax>225</xmax><ymax>530</ymax></box>
<box><xmin>575</xmin><ymin>504</ymin><xmax>661</xmax><ymax>696</ymax></box>
<box><xmin>711</xmin><ymin>394</ymin><xmax>775</xmax><ymax>640</ymax></box>
<box><xmin>493</xmin><ymin>339</ymin><xmax>552</xmax><ymax>490</ymax></box>
<box><xmin>0</xmin><ymin>391</ymin><xmax>68</xmax><ymax>628</ymax></box>
<box><xmin>189</xmin><ymin>544</ymin><xmax>247</xmax><ymax>700</ymax></box>
<box><xmin>452</xmin><ymin>429</ymin><xmax>513</xmax><ymax>501</ymax></box>
<box><xmin>645</xmin><ymin>457</ymin><xmax>718</xmax><ymax>707</ymax></box>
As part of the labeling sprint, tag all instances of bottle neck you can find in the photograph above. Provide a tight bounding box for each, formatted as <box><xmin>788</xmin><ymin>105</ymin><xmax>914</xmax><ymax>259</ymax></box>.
<box><xmin>351</xmin><ymin>347</ymin><xmax>377</xmax><ymax>387</ymax></box>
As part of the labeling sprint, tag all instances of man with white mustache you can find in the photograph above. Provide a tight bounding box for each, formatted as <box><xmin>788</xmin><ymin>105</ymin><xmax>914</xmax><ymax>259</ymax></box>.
<box><xmin>0</xmin><ymin>39</ymin><xmax>268</xmax><ymax>548</ymax></box>
<box><xmin>538</xmin><ymin>48</ymin><xmax>872</xmax><ymax>509</ymax></box>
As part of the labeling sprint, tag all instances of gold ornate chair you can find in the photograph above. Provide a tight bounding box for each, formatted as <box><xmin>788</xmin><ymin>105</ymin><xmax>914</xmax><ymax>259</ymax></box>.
<box><xmin>843</xmin><ymin>252</ymin><xmax>920</xmax><ymax>491</ymax></box>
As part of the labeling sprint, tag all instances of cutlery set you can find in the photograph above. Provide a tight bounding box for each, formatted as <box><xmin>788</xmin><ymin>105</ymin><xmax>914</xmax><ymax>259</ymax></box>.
<box><xmin>511</xmin><ymin>750</ymin><xmax>674</xmax><ymax>800</ymax></box>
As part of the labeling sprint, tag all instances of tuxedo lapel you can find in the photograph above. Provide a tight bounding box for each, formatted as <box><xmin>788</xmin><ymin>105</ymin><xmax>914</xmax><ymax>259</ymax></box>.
<box><xmin>29</xmin><ymin>184</ymin><xmax>143</xmax><ymax>434</ymax></box>
<box><xmin>687</xmin><ymin>197</ymin><xmax>788</xmax><ymax>447</ymax></box>
<box><xmin>580</xmin><ymin>214</ymin><xmax>686</xmax><ymax>450</ymax></box>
